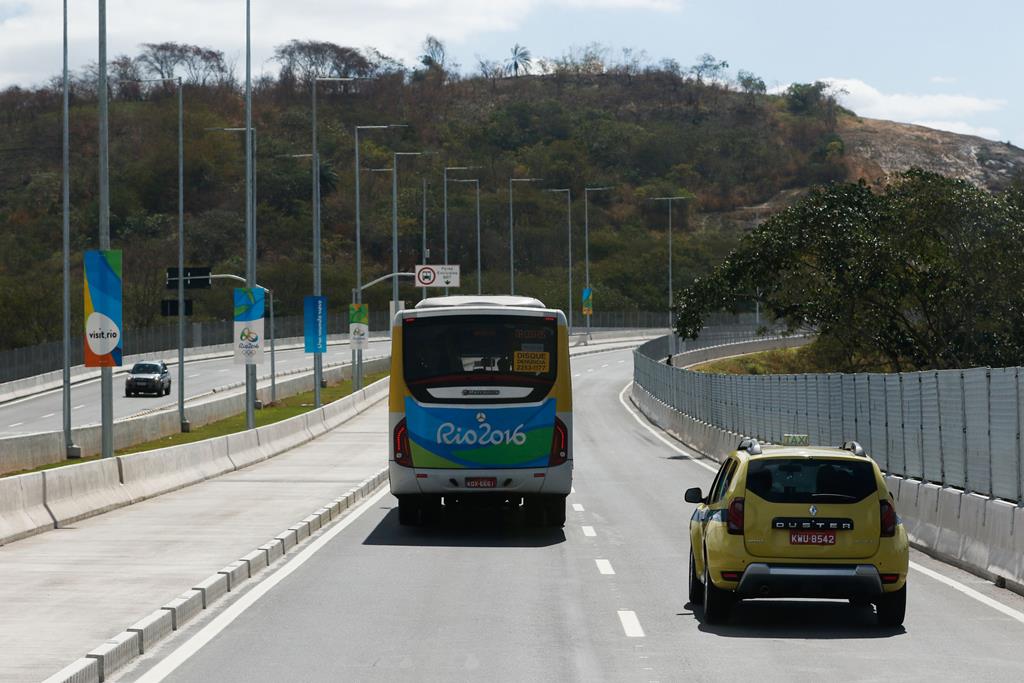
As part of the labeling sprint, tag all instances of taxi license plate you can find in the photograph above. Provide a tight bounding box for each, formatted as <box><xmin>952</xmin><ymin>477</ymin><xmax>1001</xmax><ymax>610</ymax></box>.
<box><xmin>465</xmin><ymin>477</ymin><xmax>497</xmax><ymax>489</ymax></box>
<box><xmin>790</xmin><ymin>531</ymin><xmax>836</xmax><ymax>545</ymax></box>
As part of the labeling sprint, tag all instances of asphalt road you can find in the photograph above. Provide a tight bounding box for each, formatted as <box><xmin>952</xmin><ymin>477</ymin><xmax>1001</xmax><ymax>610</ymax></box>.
<box><xmin>126</xmin><ymin>349</ymin><xmax>1024</xmax><ymax>682</ymax></box>
<box><xmin>0</xmin><ymin>340</ymin><xmax>390</xmax><ymax>437</ymax></box>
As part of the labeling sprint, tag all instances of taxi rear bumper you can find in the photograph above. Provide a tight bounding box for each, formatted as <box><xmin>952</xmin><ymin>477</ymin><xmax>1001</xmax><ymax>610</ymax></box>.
<box><xmin>735</xmin><ymin>563</ymin><xmax>883</xmax><ymax>599</ymax></box>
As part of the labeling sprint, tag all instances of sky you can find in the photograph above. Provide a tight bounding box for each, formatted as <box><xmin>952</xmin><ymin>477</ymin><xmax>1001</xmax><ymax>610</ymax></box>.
<box><xmin>0</xmin><ymin>0</ymin><xmax>1019</xmax><ymax>144</ymax></box>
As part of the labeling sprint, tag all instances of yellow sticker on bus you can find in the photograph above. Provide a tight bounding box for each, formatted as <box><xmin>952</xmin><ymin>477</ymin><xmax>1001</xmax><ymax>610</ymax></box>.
<box><xmin>513</xmin><ymin>351</ymin><xmax>550</xmax><ymax>373</ymax></box>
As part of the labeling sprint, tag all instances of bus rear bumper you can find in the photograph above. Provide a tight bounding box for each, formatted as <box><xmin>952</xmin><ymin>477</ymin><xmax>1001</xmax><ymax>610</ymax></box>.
<box><xmin>389</xmin><ymin>461</ymin><xmax>572</xmax><ymax>497</ymax></box>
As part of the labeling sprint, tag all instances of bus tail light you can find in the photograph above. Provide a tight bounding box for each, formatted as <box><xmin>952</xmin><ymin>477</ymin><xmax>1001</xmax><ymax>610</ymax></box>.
<box><xmin>549</xmin><ymin>418</ymin><xmax>568</xmax><ymax>466</ymax></box>
<box><xmin>727</xmin><ymin>497</ymin><xmax>745</xmax><ymax>535</ymax></box>
<box><xmin>880</xmin><ymin>500</ymin><xmax>897</xmax><ymax>537</ymax></box>
<box><xmin>394</xmin><ymin>419</ymin><xmax>412</xmax><ymax>467</ymax></box>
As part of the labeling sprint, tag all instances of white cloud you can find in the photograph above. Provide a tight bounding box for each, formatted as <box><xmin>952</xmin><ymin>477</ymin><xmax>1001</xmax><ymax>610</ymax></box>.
<box><xmin>0</xmin><ymin>0</ymin><xmax>684</xmax><ymax>87</ymax></box>
<box><xmin>929</xmin><ymin>75</ymin><xmax>957</xmax><ymax>84</ymax></box>
<box><xmin>824</xmin><ymin>78</ymin><xmax>1005</xmax><ymax>122</ymax></box>
<box><xmin>912</xmin><ymin>120</ymin><xmax>1002</xmax><ymax>140</ymax></box>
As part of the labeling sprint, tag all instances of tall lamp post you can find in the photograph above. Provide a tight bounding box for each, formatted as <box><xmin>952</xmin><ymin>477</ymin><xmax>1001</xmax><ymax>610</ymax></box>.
<box><xmin>391</xmin><ymin>152</ymin><xmax>422</xmax><ymax>312</ymax></box>
<box><xmin>443</xmin><ymin>166</ymin><xmax>474</xmax><ymax>295</ymax></box>
<box><xmin>421</xmin><ymin>178</ymin><xmax>428</xmax><ymax>301</ymax></box>
<box><xmin>450</xmin><ymin>179</ymin><xmax>481</xmax><ymax>294</ymax></box>
<box><xmin>97</xmin><ymin>0</ymin><xmax>113</xmax><ymax>457</ymax></box>
<box><xmin>61</xmin><ymin>0</ymin><xmax>80</xmax><ymax>458</ymax></box>
<box><xmin>354</xmin><ymin>124</ymin><xmax>403</xmax><ymax>389</ymax></box>
<box><xmin>132</xmin><ymin>77</ymin><xmax>187</xmax><ymax>429</ymax></box>
<box><xmin>508</xmin><ymin>177</ymin><xmax>542</xmax><ymax>295</ymax></box>
<box><xmin>311</xmin><ymin>77</ymin><xmax>353</xmax><ymax>407</ymax></box>
<box><xmin>583</xmin><ymin>186</ymin><xmax>612</xmax><ymax>338</ymax></box>
<box><xmin>649</xmin><ymin>195</ymin><xmax>689</xmax><ymax>357</ymax></box>
<box><xmin>545</xmin><ymin>188</ymin><xmax>572</xmax><ymax>330</ymax></box>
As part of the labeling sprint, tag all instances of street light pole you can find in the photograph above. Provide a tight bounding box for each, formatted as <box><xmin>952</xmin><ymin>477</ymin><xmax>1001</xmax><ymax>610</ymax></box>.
<box><xmin>311</xmin><ymin>77</ymin><xmax>353</xmax><ymax>408</ymax></box>
<box><xmin>421</xmin><ymin>177</ymin><xmax>428</xmax><ymax>301</ymax></box>
<box><xmin>509</xmin><ymin>177</ymin><xmax>542</xmax><ymax>295</ymax></box>
<box><xmin>650</xmin><ymin>195</ymin><xmax>689</xmax><ymax>356</ymax></box>
<box><xmin>443</xmin><ymin>166</ymin><xmax>472</xmax><ymax>296</ymax></box>
<box><xmin>62</xmin><ymin>0</ymin><xmax>79</xmax><ymax>458</ymax></box>
<box><xmin>392</xmin><ymin>152</ymin><xmax>422</xmax><ymax>313</ymax></box>
<box><xmin>175</xmin><ymin>77</ymin><xmax>186</xmax><ymax>430</ymax></box>
<box><xmin>452</xmin><ymin>179</ymin><xmax>481</xmax><ymax>294</ymax></box>
<box><xmin>243</xmin><ymin>0</ymin><xmax>256</xmax><ymax>429</ymax></box>
<box><xmin>97</xmin><ymin>0</ymin><xmax>113</xmax><ymax>458</ymax></box>
<box><xmin>583</xmin><ymin>186</ymin><xmax>612</xmax><ymax>338</ymax></box>
<box><xmin>545</xmin><ymin>189</ymin><xmax>572</xmax><ymax>330</ymax></box>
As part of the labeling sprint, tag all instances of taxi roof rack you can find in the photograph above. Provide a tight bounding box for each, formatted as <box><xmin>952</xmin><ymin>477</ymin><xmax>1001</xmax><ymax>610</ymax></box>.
<box><xmin>738</xmin><ymin>438</ymin><xmax>762</xmax><ymax>455</ymax></box>
<box><xmin>842</xmin><ymin>440</ymin><xmax>866</xmax><ymax>457</ymax></box>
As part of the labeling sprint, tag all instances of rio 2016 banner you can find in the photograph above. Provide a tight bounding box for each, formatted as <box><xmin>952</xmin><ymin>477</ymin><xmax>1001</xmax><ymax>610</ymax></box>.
<box><xmin>84</xmin><ymin>250</ymin><xmax>123</xmax><ymax>367</ymax></box>
<box><xmin>403</xmin><ymin>397</ymin><xmax>556</xmax><ymax>469</ymax></box>
<box><xmin>234</xmin><ymin>288</ymin><xmax>265</xmax><ymax>364</ymax></box>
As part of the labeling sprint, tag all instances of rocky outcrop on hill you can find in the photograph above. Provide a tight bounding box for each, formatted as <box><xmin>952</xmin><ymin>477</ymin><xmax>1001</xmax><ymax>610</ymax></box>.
<box><xmin>839</xmin><ymin>116</ymin><xmax>1024</xmax><ymax>192</ymax></box>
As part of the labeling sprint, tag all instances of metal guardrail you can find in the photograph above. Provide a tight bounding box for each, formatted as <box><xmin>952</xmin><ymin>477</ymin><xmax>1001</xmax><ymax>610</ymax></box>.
<box><xmin>634</xmin><ymin>334</ymin><xmax>1024</xmax><ymax>504</ymax></box>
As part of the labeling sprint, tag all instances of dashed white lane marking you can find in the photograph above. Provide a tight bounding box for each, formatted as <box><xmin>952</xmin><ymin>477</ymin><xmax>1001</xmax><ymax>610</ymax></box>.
<box><xmin>8</xmin><ymin>422</ymin><xmax>23</xmax><ymax>428</ymax></box>
<box><xmin>217</xmin><ymin>369</ymin><xmax>229</xmax><ymax>373</ymax></box>
<box><xmin>587</xmin><ymin>368</ymin><xmax>594</xmax><ymax>373</ymax></box>
<box><xmin>574</xmin><ymin>373</ymin><xmax>581</xmax><ymax>378</ymax></box>
<box><xmin>601</xmin><ymin>364</ymin><xmax>609</xmax><ymax>368</ymax></box>
<box><xmin>188</xmin><ymin>374</ymin><xmax>200</xmax><ymax>378</ymax></box>
<box><xmin>136</xmin><ymin>487</ymin><xmax>390</xmax><ymax>682</ymax></box>
<box><xmin>617</xmin><ymin>360</ymin><xmax>625</xmax><ymax>364</ymax></box>
<box><xmin>573</xmin><ymin>503</ymin><xmax>585</xmax><ymax>512</ymax></box>
<box><xmin>911</xmin><ymin>561</ymin><xmax>1024</xmax><ymax>626</ymax></box>
<box><xmin>582</xmin><ymin>525</ymin><xmax>597</xmax><ymax>537</ymax></box>
<box><xmin>73</xmin><ymin>404</ymin><xmax>85</xmax><ymax>410</ymax></box>
<box><xmin>571</xmin><ymin>487</ymin><xmax>575</xmax><ymax>494</ymax></box>
<box><xmin>596</xmin><ymin>559</ymin><xmax>615</xmax><ymax>575</ymax></box>
<box><xmin>617</xmin><ymin>610</ymin><xmax>645</xmax><ymax>637</ymax></box>
<box><xmin>617</xmin><ymin>382</ymin><xmax>718</xmax><ymax>474</ymax></box>
<box><xmin>41</xmin><ymin>413</ymin><xmax>55</xmax><ymax>418</ymax></box>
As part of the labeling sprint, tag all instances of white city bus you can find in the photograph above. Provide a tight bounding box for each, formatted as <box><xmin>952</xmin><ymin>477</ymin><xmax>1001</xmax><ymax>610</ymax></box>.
<box><xmin>388</xmin><ymin>296</ymin><xmax>573</xmax><ymax>527</ymax></box>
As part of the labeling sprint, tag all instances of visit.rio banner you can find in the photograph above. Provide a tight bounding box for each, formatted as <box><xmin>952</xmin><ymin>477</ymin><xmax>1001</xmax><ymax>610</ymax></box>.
<box><xmin>84</xmin><ymin>250</ymin><xmax>123</xmax><ymax>367</ymax></box>
<box><xmin>404</xmin><ymin>397</ymin><xmax>556</xmax><ymax>469</ymax></box>
<box><xmin>234</xmin><ymin>287</ymin><xmax>265</xmax><ymax>365</ymax></box>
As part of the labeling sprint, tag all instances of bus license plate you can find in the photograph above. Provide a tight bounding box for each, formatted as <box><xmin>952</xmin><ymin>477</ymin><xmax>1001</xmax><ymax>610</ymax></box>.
<box><xmin>465</xmin><ymin>477</ymin><xmax>497</xmax><ymax>489</ymax></box>
<box><xmin>790</xmin><ymin>531</ymin><xmax>836</xmax><ymax>545</ymax></box>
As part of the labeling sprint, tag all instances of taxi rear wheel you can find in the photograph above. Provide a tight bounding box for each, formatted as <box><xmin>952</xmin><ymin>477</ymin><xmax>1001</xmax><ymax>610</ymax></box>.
<box><xmin>875</xmin><ymin>585</ymin><xmax>906</xmax><ymax>627</ymax></box>
<box><xmin>688</xmin><ymin>549</ymin><xmax>704</xmax><ymax>605</ymax></box>
<box><xmin>702</xmin><ymin>551</ymin><xmax>732</xmax><ymax>624</ymax></box>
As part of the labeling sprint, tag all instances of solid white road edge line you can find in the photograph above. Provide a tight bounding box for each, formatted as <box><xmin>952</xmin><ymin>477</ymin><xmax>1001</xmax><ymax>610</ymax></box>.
<box><xmin>617</xmin><ymin>382</ymin><xmax>718</xmax><ymax>474</ymax></box>
<box><xmin>596</xmin><ymin>559</ymin><xmax>615</xmax><ymax>575</ymax></box>
<box><xmin>617</xmin><ymin>610</ymin><xmax>645</xmax><ymax>637</ymax></box>
<box><xmin>136</xmin><ymin>486</ymin><xmax>391</xmax><ymax>683</ymax></box>
<box><xmin>910</xmin><ymin>561</ymin><xmax>1024</xmax><ymax>626</ymax></box>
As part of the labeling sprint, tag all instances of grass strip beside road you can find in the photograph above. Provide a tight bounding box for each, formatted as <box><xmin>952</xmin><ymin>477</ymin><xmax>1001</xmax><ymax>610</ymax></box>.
<box><xmin>1</xmin><ymin>372</ymin><xmax>388</xmax><ymax>478</ymax></box>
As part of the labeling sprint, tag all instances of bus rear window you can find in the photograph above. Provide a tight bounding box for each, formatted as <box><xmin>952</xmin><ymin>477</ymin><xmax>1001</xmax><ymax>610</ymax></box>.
<box><xmin>403</xmin><ymin>315</ymin><xmax>557</xmax><ymax>388</ymax></box>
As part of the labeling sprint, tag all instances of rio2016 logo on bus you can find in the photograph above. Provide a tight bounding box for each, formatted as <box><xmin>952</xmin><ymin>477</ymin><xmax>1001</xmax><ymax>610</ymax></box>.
<box><xmin>435</xmin><ymin>411</ymin><xmax>528</xmax><ymax>447</ymax></box>
<box><xmin>405</xmin><ymin>399</ymin><xmax>556</xmax><ymax>469</ymax></box>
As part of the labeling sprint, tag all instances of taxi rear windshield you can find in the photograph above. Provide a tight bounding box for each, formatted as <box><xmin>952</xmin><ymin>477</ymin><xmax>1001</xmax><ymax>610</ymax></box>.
<box><xmin>403</xmin><ymin>314</ymin><xmax>557</xmax><ymax>387</ymax></box>
<box><xmin>745</xmin><ymin>458</ymin><xmax>877</xmax><ymax>504</ymax></box>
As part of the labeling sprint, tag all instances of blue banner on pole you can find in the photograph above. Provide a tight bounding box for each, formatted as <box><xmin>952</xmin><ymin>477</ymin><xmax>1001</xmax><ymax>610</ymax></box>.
<box><xmin>304</xmin><ymin>295</ymin><xmax>328</xmax><ymax>353</ymax></box>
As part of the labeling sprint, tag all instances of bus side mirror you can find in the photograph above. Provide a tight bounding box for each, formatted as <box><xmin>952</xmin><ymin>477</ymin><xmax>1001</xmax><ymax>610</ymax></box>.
<box><xmin>684</xmin><ymin>487</ymin><xmax>704</xmax><ymax>504</ymax></box>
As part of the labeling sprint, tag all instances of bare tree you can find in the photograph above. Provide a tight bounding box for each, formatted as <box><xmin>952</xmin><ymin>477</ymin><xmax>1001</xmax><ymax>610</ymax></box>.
<box><xmin>137</xmin><ymin>42</ymin><xmax>187</xmax><ymax>80</ymax></box>
<box><xmin>273</xmin><ymin>40</ymin><xmax>372</xmax><ymax>87</ymax></box>
<box><xmin>420</xmin><ymin>35</ymin><xmax>447</xmax><ymax>70</ymax></box>
<box><xmin>689</xmin><ymin>53</ymin><xmax>729</xmax><ymax>85</ymax></box>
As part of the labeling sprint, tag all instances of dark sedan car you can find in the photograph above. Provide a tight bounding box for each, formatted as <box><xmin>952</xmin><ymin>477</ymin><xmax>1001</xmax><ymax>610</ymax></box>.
<box><xmin>125</xmin><ymin>361</ymin><xmax>171</xmax><ymax>397</ymax></box>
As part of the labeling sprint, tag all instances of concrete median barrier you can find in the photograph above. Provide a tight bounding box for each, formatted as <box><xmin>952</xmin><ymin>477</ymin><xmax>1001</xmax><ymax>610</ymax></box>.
<box><xmin>225</xmin><ymin>429</ymin><xmax>267</xmax><ymax>470</ymax></box>
<box><xmin>0</xmin><ymin>471</ymin><xmax>54</xmax><ymax>545</ymax></box>
<box><xmin>120</xmin><ymin>438</ymin><xmax>235</xmax><ymax>503</ymax></box>
<box><xmin>43</xmin><ymin>458</ymin><xmax>132</xmax><ymax>527</ymax></box>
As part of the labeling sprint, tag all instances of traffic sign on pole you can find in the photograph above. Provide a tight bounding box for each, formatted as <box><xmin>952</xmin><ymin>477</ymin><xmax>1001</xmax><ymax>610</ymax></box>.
<box><xmin>415</xmin><ymin>264</ymin><xmax>459</xmax><ymax>288</ymax></box>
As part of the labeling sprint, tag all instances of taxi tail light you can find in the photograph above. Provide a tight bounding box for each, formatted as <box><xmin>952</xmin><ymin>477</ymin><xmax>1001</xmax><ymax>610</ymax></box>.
<box><xmin>880</xmin><ymin>499</ymin><xmax>897</xmax><ymax>537</ymax></box>
<box><xmin>880</xmin><ymin>573</ymin><xmax>901</xmax><ymax>584</ymax></box>
<box><xmin>549</xmin><ymin>418</ymin><xmax>568</xmax><ymax>466</ymax></box>
<box><xmin>393</xmin><ymin>419</ymin><xmax>412</xmax><ymax>467</ymax></box>
<box><xmin>727</xmin><ymin>497</ymin><xmax>745</xmax><ymax>535</ymax></box>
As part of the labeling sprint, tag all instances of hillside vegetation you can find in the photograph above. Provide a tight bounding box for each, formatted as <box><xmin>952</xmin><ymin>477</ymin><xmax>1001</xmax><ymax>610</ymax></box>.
<box><xmin>1</xmin><ymin>40</ymin><xmax>1020</xmax><ymax>352</ymax></box>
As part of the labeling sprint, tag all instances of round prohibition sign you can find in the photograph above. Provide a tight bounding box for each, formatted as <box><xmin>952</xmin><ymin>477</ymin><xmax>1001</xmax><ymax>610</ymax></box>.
<box><xmin>416</xmin><ymin>266</ymin><xmax>437</xmax><ymax>287</ymax></box>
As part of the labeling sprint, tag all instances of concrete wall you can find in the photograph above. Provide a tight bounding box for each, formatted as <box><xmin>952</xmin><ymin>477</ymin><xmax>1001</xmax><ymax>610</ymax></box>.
<box><xmin>0</xmin><ymin>376</ymin><xmax>390</xmax><ymax>547</ymax></box>
<box><xmin>0</xmin><ymin>357</ymin><xmax>391</xmax><ymax>475</ymax></box>
<box><xmin>631</xmin><ymin>336</ymin><xmax>1024</xmax><ymax>594</ymax></box>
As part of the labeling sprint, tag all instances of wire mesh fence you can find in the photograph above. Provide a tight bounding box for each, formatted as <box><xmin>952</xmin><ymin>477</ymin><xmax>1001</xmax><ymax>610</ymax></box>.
<box><xmin>634</xmin><ymin>335</ymin><xmax>1024</xmax><ymax>503</ymax></box>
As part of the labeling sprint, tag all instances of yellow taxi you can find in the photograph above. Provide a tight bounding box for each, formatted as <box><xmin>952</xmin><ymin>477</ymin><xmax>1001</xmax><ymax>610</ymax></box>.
<box><xmin>685</xmin><ymin>437</ymin><xmax>909</xmax><ymax>626</ymax></box>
